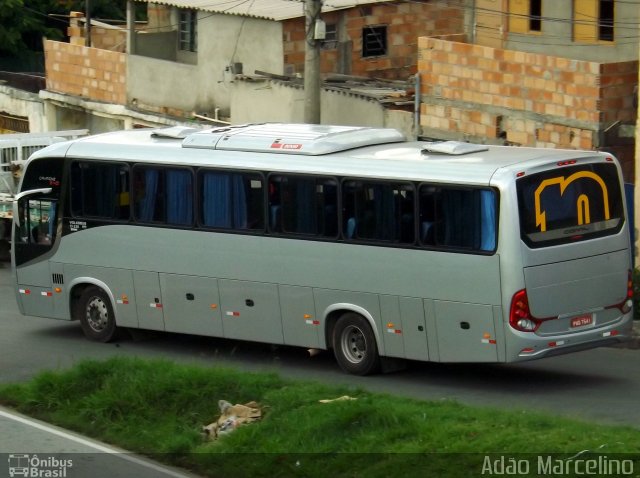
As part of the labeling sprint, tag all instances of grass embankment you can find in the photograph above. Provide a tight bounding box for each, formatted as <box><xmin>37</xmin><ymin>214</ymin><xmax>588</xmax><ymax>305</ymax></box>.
<box><xmin>0</xmin><ymin>357</ymin><xmax>638</xmax><ymax>478</ymax></box>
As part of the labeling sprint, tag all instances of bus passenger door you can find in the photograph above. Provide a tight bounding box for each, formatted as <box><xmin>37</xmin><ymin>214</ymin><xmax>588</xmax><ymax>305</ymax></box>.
<box><xmin>133</xmin><ymin>271</ymin><xmax>165</xmax><ymax>331</ymax></box>
<box><xmin>14</xmin><ymin>195</ymin><xmax>59</xmax><ymax>318</ymax></box>
<box><xmin>218</xmin><ymin>279</ymin><xmax>284</xmax><ymax>345</ymax></box>
<box><xmin>159</xmin><ymin>274</ymin><xmax>223</xmax><ymax>337</ymax></box>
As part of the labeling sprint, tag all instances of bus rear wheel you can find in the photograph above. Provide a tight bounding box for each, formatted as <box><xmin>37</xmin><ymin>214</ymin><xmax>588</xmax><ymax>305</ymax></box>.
<box><xmin>332</xmin><ymin>313</ymin><xmax>380</xmax><ymax>375</ymax></box>
<box><xmin>77</xmin><ymin>286</ymin><xmax>118</xmax><ymax>343</ymax></box>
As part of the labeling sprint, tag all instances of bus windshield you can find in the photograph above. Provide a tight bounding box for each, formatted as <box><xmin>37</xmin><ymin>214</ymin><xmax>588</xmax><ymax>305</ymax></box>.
<box><xmin>516</xmin><ymin>162</ymin><xmax>624</xmax><ymax>248</ymax></box>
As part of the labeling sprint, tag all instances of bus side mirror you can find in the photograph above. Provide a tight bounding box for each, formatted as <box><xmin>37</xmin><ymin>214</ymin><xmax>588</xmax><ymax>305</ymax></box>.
<box><xmin>13</xmin><ymin>188</ymin><xmax>52</xmax><ymax>228</ymax></box>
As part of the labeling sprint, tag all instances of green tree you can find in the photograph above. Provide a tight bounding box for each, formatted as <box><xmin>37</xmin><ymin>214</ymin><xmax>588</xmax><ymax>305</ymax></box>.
<box><xmin>0</xmin><ymin>0</ymin><xmax>129</xmax><ymax>56</ymax></box>
<box><xmin>0</xmin><ymin>0</ymin><xmax>58</xmax><ymax>55</ymax></box>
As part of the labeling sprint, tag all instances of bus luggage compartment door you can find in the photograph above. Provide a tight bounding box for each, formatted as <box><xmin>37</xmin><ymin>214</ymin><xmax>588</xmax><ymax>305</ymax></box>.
<box><xmin>218</xmin><ymin>279</ymin><xmax>284</xmax><ymax>344</ymax></box>
<box><xmin>434</xmin><ymin>300</ymin><xmax>498</xmax><ymax>362</ymax></box>
<box><xmin>159</xmin><ymin>273</ymin><xmax>223</xmax><ymax>337</ymax></box>
<box><xmin>133</xmin><ymin>271</ymin><xmax>165</xmax><ymax>331</ymax></box>
<box><xmin>17</xmin><ymin>285</ymin><xmax>57</xmax><ymax>319</ymax></box>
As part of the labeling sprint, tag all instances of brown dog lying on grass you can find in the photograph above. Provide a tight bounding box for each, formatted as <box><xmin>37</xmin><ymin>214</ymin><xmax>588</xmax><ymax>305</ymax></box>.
<box><xmin>202</xmin><ymin>400</ymin><xmax>262</xmax><ymax>440</ymax></box>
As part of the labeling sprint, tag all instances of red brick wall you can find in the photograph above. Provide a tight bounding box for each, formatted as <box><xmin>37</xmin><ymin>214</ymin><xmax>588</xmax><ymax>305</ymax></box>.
<box><xmin>417</xmin><ymin>36</ymin><xmax>638</xmax><ymax>175</ymax></box>
<box><xmin>600</xmin><ymin>61</ymin><xmax>638</xmax><ymax>124</ymax></box>
<box><xmin>283</xmin><ymin>1</ymin><xmax>465</xmax><ymax>79</ymax></box>
<box><xmin>44</xmin><ymin>40</ymin><xmax>127</xmax><ymax>105</ymax></box>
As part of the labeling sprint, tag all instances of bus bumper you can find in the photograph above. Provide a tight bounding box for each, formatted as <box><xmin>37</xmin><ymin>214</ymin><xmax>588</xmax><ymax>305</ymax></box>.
<box><xmin>506</xmin><ymin>313</ymin><xmax>634</xmax><ymax>362</ymax></box>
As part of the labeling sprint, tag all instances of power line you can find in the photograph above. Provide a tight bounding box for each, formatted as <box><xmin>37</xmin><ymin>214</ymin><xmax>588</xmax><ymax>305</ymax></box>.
<box><xmin>22</xmin><ymin>0</ymin><xmax>640</xmax><ymax>49</ymax></box>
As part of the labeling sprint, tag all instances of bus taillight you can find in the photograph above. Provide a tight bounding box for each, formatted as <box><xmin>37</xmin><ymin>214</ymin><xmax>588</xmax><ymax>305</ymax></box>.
<box><xmin>509</xmin><ymin>289</ymin><xmax>543</xmax><ymax>332</ymax></box>
<box><xmin>606</xmin><ymin>270</ymin><xmax>633</xmax><ymax>314</ymax></box>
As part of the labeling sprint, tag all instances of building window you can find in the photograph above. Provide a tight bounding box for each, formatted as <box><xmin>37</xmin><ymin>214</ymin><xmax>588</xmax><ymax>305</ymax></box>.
<box><xmin>322</xmin><ymin>23</ymin><xmax>338</xmax><ymax>49</ymax></box>
<box><xmin>574</xmin><ymin>0</ymin><xmax>615</xmax><ymax>42</ymax></box>
<box><xmin>508</xmin><ymin>0</ymin><xmax>542</xmax><ymax>34</ymax></box>
<box><xmin>179</xmin><ymin>9</ymin><xmax>197</xmax><ymax>52</ymax></box>
<box><xmin>529</xmin><ymin>0</ymin><xmax>542</xmax><ymax>32</ymax></box>
<box><xmin>362</xmin><ymin>26</ymin><xmax>387</xmax><ymax>57</ymax></box>
<box><xmin>599</xmin><ymin>0</ymin><xmax>614</xmax><ymax>41</ymax></box>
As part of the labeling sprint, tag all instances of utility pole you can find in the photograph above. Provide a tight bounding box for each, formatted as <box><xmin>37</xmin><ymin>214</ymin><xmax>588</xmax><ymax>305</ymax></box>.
<box><xmin>85</xmin><ymin>0</ymin><xmax>92</xmax><ymax>47</ymax></box>
<box><xmin>126</xmin><ymin>0</ymin><xmax>136</xmax><ymax>54</ymax></box>
<box><xmin>304</xmin><ymin>0</ymin><xmax>322</xmax><ymax>124</ymax></box>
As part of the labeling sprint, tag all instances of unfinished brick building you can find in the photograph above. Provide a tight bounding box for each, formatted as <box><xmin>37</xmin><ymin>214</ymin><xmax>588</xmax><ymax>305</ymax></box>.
<box><xmin>417</xmin><ymin>35</ymin><xmax>638</xmax><ymax>181</ymax></box>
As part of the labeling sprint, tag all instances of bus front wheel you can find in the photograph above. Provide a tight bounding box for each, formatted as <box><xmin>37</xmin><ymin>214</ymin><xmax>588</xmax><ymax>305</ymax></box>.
<box><xmin>332</xmin><ymin>313</ymin><xmax>380</xmax><ymax>375</ymax></box>
<box><xmin>77</xmin><ymin>286</ymin><xmax>118</xmax><ymax>343</ymax></box>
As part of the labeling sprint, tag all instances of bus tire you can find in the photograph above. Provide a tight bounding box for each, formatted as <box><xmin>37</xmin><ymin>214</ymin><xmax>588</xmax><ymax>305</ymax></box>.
<box><xmin>77</xmin><ymin>286</ymin><xmax>118</xmax><ymax>343</ymax></box>
<box><xmin>332</xmin><ymin>313</ymin><xmax>380</xmax><ymax>375</ymax></box>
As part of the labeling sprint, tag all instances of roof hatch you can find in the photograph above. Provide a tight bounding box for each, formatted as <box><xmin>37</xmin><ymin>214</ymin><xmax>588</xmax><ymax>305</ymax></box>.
<box><xmin>181</xmin><ymin>123</ymin><xmax>405</xmax><ymax>155</ymax></box>
<box><xmin>422</xmin><ymin>141</ymin><xmax>489</xmax><ymax>155</ymax></box>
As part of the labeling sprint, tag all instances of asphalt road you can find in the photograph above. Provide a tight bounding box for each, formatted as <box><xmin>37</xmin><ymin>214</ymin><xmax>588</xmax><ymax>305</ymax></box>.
<box><xmin>0</xmin><ymin>406</ymin><xmax>197</xmax><ymax>478</ymax></box>
<box><xmin>1</xmin><ymin>260</ymin><xmax>640</xmax><ymax>433</ymax></box>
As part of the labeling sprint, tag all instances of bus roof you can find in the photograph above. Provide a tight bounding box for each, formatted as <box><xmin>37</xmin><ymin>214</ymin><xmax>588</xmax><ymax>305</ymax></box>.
<box><xmin>30</xmin><ymin>123</ymin><xmax>610</xmax><ymax>186</ymax></box>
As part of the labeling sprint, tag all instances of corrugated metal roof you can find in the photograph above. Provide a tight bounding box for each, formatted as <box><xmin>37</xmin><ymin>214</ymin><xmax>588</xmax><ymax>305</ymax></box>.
<box><xmin>134</xmin><ymin>0</ymin><xmax>389</xmax><ymax>21</ymax></box>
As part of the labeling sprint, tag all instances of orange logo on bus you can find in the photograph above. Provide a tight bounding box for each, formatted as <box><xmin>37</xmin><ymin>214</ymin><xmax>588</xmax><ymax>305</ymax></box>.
<box><xmin>534</xmin><ymin>171</ymin><xmax>610</xmax><ymax>232</ymax></box>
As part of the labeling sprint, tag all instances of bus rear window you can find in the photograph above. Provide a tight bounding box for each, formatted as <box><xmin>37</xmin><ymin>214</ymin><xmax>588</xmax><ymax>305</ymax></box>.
<box><xmin>516</xmin><ymin>162</ymin><xmax>624</xmax><ymax>248</ymax></box>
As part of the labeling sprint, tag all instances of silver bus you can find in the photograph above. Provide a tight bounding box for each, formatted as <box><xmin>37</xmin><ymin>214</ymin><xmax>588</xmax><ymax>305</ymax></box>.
<box><xmin>12</xmin><ymin>123</ymin><xmax>633</xmax><ymax>375</ymax></box>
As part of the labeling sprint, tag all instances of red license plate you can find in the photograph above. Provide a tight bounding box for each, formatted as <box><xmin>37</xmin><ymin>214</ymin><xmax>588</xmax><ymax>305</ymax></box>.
<box><xmin>570</xmin><ymin>314</ymin><xmax>593</xmax><ymax>328</ymax></box>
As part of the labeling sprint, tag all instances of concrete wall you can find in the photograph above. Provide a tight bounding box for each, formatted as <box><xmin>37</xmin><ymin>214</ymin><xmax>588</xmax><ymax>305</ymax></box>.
<box><xmin>230</xmin><ymin>80</ymin><xmax>304</xmax><ymax>124</ymax></box>
<box><xmin>321</xmin><ymin>88</ymin><xmax>385</xmax><ymax>127</ymax></box>
<box><xmin>230</xmin><ymin>79</ymin><xmax>413</xmax><ymax>138</ymax></box>
<box><xmin>0</xmin><ymin>85</ymin><xmax>46</xmax><ymax>132</ymax></box>
<box><xmin>134</xmin><ymin>32</ymin><xmax>177</xmax><ymax>61</ymax></box>
<box><xmin>127</xmin><ymin>12</ymin><xmax>284</xmax><ymax>118</ymax></box>
<box><xmin>503</xmin><ymin>1</ymin><xmax>639</xmax><ymax>62</ymax></box>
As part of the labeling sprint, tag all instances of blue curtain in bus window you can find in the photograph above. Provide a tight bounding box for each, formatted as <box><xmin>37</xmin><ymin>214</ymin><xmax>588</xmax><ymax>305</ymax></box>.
<box><xmin>373</xmin><ymin>185</ymin><xmax>395</xmax><ymax>240</ymax></box>
<box><xmin>203</xmin><ymin>172</ymin><xmax>232</xmax><ymax>228</ymax></box>
<box><xmin>202</xmin><ymin>172</ymin><xmax>246</xmax><ymax>228</ymax></box>
<box><xmin>138</xmin><ymin>169</ymin><xmax>159</xmax><ymax>221</ymax></box>
<box><xmin>441</xmin><ymin>189</ymin><xmax>476</xmax><ymax>248</ymax></box>
<box><xmin>95</xmin><ymin>166</ymin><xmax>117</xmax><ymax>217</ymax></box>
<box><xmin>480</xmin><ymin>190</ymin><xmax>496</xmax><ymax>251</ymax></box>
<box><xmin>296</xmin><ymin>179</ymin><xmax>315</xmax><ymax>234</ymax></box>
<box><xmin>166</xmin><ymin>169</ymin><xmax>193</xmax><ymax>225</ymax></box>
<box><xmin>441</xmin><ymin>190</ymin><xmax>458</xmax><ymax>246</ymax></box>
<box><xmin>232</xmin><ymin>174</ymin><xmax>247</xmax><ymax>228</ymax></box>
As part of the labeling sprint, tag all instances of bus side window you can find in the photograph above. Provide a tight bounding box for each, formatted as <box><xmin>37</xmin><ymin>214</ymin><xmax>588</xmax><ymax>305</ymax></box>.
<box><xmin>268</xmin><ymin>174</ymin><xmax>338</xmax><ymax>237</ymax></box>
<box><xmin>71</xmin><ymin>161</ymin><xmax>130</xmax><ymax>221</ymax></box>
<box><xmin>342</xmin><ymin>180</ymin><xmax>414</xmax><ymax>243</ymax></box>
<box><xmin>18</xmin><ymin>198</ymin><xmax>56</xmax><ymax>245</ymax></box>
<box><xmin>419</xmin><ymin>185</ymin><xmax>496</xmax><ymax>252</ymax></box>
<box><xmin>134</xmin><ymin>166</ymin><xmax>193</xmax><ymax>226</ymax></box>
<box><xmin>419</xmin><ymin>187</ymin><xmax>437</xmax><ymax>245</ymax></box>
<box><xmin>200</xmin><ymin>170</ymin><xmax>264</xmax><ymax>231</ymax></box>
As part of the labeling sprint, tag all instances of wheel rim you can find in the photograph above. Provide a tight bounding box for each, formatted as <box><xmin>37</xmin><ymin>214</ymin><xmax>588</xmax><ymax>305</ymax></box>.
<box><xmin>85</xmin><ymin>296</ymin><xmax>109</xmax><ymax>333</ymax></box>
<box><xmin>340</xmin><ymin>325</ymin><xmax>367</xmax><ymax>364</ymax></box>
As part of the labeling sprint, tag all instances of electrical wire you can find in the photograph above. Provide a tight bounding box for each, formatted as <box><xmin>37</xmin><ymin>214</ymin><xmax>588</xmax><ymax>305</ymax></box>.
<box><xmin>20</xmin><ymin>0</ymin><xmax>640</xmax><ymax>49</ymax></box>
